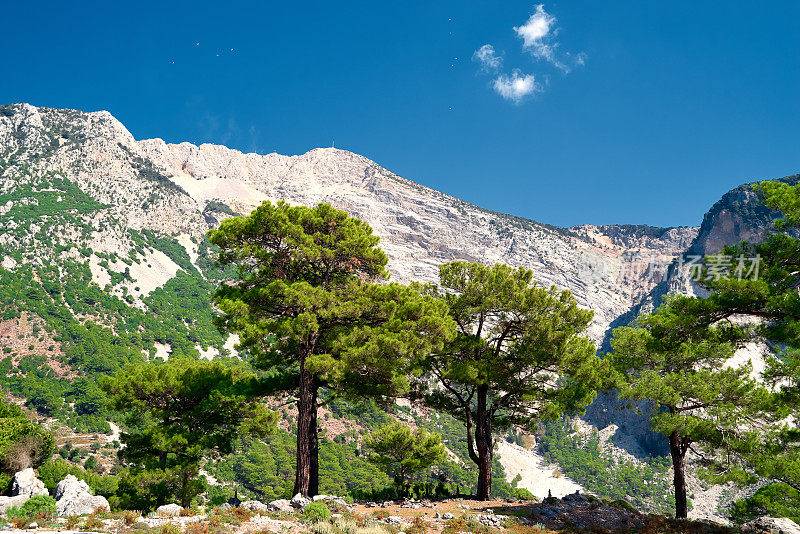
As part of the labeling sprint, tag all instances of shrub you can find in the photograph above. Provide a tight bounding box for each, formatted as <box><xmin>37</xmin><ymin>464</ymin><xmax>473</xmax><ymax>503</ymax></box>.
<box><xmin>0</xmin><ymin>473</ymin><xmax>10</xmax><ymax>495</ymax></box>
<box><xmin>514</xmin><ymin>487</ymin><xmax>536</xmax><ymax>501</ymax></box>
<box><xmin>83</xmin><ymin>514</ymin><xmax>104</xmax><ymax>530</ymax></box>
<box><xmin>123</xmin><ymin>510</ymin><xmax>140</xmax><ymax>525</ymax></box>
<box><xmin>6</xmin><ymin>494</ymin><xmax>57</xmax><ymax>522</ymax></box>
<box><xmin>0</xmin><ymin>400</ymin><xmax>55</xmax><ymax>472</ymax></box>
<box><xmin>303</xmin><ymin>501</ymin><xmax>331</xmax><ymax>523</ymax></box>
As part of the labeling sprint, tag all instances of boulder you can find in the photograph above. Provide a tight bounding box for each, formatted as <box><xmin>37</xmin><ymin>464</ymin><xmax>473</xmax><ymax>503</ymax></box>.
<box><xmin>268</xmin><ymin>499</ymin><xmax>293</xmax><ymax>513</ymax></box>
<box><xmin>11</xmin><ymin>469</ymin><xmax>48</xmax><ymax>497</ymax></box>
<box><xmin>290</xmin><ymin>493</ymin><xmax>310</xmax><ymax>509</ymax></box>
<box><xmin>562</xmin><ymin>491</ymin><xmax>588</xmax><ymax>503</ymax></box>
<box><xmin>155</xmin><ymin>503</ymin><xmax>183</xmax><ymax>517</ymax></box>
<box><xmin>239</xmin><ymin>500</ymin><xmax>271</xmax><ymax>514</ymax></box>
<box><xmin>312</xmin><ymin>494</ymin><xmax>339</xmax><ymax>502</ymax></box>
<box><xmin>741</xmin><ymin>517</ymin><xmax>800</xmax><ymax>534</ymax></box>
<box><xmin>54</xmin><ymin>475</ymin><xmax>110</xmax><ymax>516</ymax></box>
<box><xmin>0</xmin><ymin>495</ymin><xmax>29</xmax><ymax>514</ymax></box>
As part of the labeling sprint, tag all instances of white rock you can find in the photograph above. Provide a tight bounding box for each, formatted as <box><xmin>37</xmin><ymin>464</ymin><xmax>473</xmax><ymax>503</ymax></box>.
<box><xmin>11</xmin><ymin>468</ymin><xmax>48</xmax><ymax>497</ymax></box>
<box><xmin>268</xmin><ymin>499</ymin><xmax>293</xmax><ymax>513</ymax></box>
<box><xmin>741</xmin><ymin>517</ymin><xmax>800</xmax><ymax>534</ymax></box>
<box><xmin>290</xmin><ymin>493</ymin><xmax>310</xmax><ymax>509</ymax></box>
<box><xmin>0</xmin><ymin>495</ymin><xmax>29</xmax><ymax>514</ymax></box>
<box><xmin>155</xmin><ymin>503</ymin><xmax>183</xmax><ymax>517</ymax></box>
<box><xmin>239</xmin><ymin>500</ymin><xmax>271</xmax><ymax>514</ymax></box>
<box><xmin>54</xmin><ymin>475</ymin><xmax>110</xmax><ymax>516</ymax></box>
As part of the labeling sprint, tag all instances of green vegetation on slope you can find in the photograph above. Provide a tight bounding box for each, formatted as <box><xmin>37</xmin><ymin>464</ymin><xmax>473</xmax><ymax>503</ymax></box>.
<box><xmin>539</xmin><ymin>419</ymin><xmax>675</xmax><ymax>515</ymax></box>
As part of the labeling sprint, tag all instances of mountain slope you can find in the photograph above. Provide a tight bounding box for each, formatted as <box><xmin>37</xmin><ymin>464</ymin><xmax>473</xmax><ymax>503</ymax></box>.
<box><xmin>3</xmin><ymin>103</ymin><xmax>793</xmax><ymax>345</ymax></box>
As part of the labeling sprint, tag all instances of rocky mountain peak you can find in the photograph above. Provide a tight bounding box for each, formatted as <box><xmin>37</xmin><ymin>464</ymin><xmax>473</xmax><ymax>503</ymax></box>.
<box><xmin>1</xmin><ymin>103</ymin><xmax>790</xmax><ymax>343</ymax></box>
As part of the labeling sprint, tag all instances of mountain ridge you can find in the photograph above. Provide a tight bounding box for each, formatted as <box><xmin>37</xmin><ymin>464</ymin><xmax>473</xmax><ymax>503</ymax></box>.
<box><xmin>0</xmin><ymin>102</ymin><xmax>790</xmax><ymax>344</ymax></box>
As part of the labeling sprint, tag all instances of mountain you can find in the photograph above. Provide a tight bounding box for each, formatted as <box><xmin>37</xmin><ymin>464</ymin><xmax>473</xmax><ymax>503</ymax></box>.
<box><xmin>2</xmin><ymin>100</ymin><xmax>794</xmax><ymax>399</ymax></box>
<box><xmin>3</xmin><ymin>102</ymin><xmax>797</xmax><ymax>519</ymax></box>
<box><xmin>1</xmin><ymin>103</ymin><xmax>703</xmax><ymax>344</ymax></box>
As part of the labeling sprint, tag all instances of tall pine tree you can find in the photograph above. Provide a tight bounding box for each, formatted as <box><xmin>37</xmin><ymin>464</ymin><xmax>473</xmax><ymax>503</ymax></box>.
<box><xmin>607</xmin><ymin>296</ymin><xmax>770</xmax><ymax>518</ymax></box>
<box><xmin>416</xmin><ymin>261</ymin><xmax>604</xmax><ymax>500</ymax></box>
<box><xmin>209</xmin><ymin>201</ymin><xmax>454</xmax><ymax>496</ymax></box>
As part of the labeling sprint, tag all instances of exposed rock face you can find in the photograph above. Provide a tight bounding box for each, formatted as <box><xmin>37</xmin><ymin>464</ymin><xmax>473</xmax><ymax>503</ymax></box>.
<box><xmin>0</xmin><ymin>103</ymin><xmax>795</xmax><ymax>344</ymax></box>
<box><xmin>0</xmin><ymin>469</ymin><xmax>49</xmax><ymax>514</ymax></box>
<box><xmin>54</xmin><ymin>475</ymin><xmax>110</xmax><ymax>516</ymax></box>
<box><xmin>268</xmin><ymin>499</ymin><xmax>294</xmax><ymax>513</ymax></box>
<box><xmin>139</xmin><ymin>139</ymin><xmax>701</xmax><ymax>342</ymax></box>
<box><xmin>239</xmin><ymin>500</ymin><xmax>272</xmax><ymax>513</ymax></box>
<box><xmin>290</xmin><ymin>493</ymin><xmax>311</xmax><ymax>509</ymax></box>
<box><xmin>11</xmin><ymin>468</ymin><xmax>48</xmax><ymax>497</ymax></box>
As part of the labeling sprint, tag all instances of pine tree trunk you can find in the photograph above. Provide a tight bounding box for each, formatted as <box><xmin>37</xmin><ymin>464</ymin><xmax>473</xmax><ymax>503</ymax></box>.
<box><xmin>669</xmin><ymin>431</ymin><xmax>689</xmax><ymax>519</ymax></box>
<box><xmin>294</xmin><ymin>358</ymin><xmax>319</xmax><ymax>497</ymax></box>
<box><xmin>475</xmin><ymin>385</ymin><xmax>493</xmax><ymax>501</ymax></box>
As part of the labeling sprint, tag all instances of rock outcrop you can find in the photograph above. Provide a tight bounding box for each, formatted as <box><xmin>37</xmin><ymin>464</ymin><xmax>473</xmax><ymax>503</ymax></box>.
<box><xmin>0</xmin><ymin>469</ymin><xmax>49</xmax><ymax>514</ymax></box>
<box><xmin>54</xmin><ymin>475</ymin><xmax>109</xmax><ymax>516</ymax></box>
<box><xmin>741</xmin><ymin>516</ymin><xmax>800</xmax><ymax>534</ymax></box>
<box><xmin>11</xmin><ymin>468</ymin><xmax>48</xmax><ymax>498</ymax></box>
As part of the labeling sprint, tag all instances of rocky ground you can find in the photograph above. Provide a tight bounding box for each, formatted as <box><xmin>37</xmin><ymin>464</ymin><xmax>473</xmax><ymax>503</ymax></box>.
<box><xmin>3</xmin><ymin>482</ymin><xmax>798</xmax><ymax>534</ymax></box>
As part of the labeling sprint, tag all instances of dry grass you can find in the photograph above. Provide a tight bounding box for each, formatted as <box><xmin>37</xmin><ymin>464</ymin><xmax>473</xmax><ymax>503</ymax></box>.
<box><xmin>83</xmin><ymin>513</ymin><xmax>105</xmax><ymax>530</ymax></box>
<box><xmin>123</xmin><ymin>510</ymin><xmax>141</xmax><ymax>525</ymax></box>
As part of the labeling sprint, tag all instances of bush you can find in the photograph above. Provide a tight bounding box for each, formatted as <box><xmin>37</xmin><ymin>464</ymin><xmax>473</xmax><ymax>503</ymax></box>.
<box><xmin>514</xmin><ymin>487</ymin><xmax>536</xmax><ymax>500</ymax></box>
<box><xmin>303</xmin><ymin>501</ymin><xmax>331</xmax><ymax>523</ymax></box>
<box><xmin>0</xmin><ymin>399</ymin><xmax>54</xmax><ymax>472</ymax></box>
<box><xmin>6</xmin><ymin>494</ymin><xmax>57</xmax><ymax>521</ymax></box>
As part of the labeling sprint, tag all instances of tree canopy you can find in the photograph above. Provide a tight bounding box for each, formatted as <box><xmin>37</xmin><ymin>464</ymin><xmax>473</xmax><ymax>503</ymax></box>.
<box><xmin>416</xmin><ymin>261</ymin><xmax>604</xmax><ymax>499</ymax></box>
<box><xmin>364</xmin><ymin>422</ymin><xmax>446</xmax><ymax>497</ymax></box>
<box><xmin>608</xmin><ymin>295</ymin><xmax>771</xmax><ymax>518</ymax></box>
<box><xmin>209</xmin><ymin>201</ymin><xmax>454</xmax><ymax>496</ymax></box>
<box><xmin>102</xmin><ymin>359</ymin><xmax>275</xmax><ymax>508</ymax></box>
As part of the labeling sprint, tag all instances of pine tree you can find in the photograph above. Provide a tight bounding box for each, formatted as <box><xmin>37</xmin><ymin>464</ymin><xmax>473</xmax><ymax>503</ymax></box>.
<box><xmin>102</xmin><ymin>359</ymin><xmax>275</xmax><ymax>508</ymax></box>
<box><xmin>678</xmin><ymin>179</ymin><xmax>800</xmax><ymax>494</ymax></box>
<box><xmin>416</xmin><ymin>261</ymin><xmax>604</xmax><ymax>500</ymax></box>
<box><xmin>364</xmin><ymin>422</ymin><xmax>445</xmax><ymax>497</ymax></box>
<box><xmin>607</xmin><ymin>296</ymin><xmax>770</xmax><ymax>519</ymax></box>
<box><xmin>209</xmin><ymin>201</ymin><xmax>454</xmax><ymax>496</ymax></box>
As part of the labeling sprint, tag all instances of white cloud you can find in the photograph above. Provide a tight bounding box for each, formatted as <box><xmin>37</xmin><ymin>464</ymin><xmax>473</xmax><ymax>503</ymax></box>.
<box><xmin>474</xmin><ymin>4</ymin><xmax>583</xmax><ymax>103</ymax></box>
<box><xmin>492</xmin><ymin>70</ymin><xmax>540</xmax><ymax>103</ymax></box>
<box><xmin>472</xmin><ymin>44</ymin><xmax>502</xmax><ymax>72</ymax></box>
<box><xmin>513</xmin><ymin>4</ymin><xmax>568</xmax><ymax>71</ymax></box>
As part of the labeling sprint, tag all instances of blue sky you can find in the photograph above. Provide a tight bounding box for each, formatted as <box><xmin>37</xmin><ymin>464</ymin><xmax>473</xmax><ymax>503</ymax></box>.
<box><xmin>2</xmin><ymin>1</ymin><xmax>798</xmax><ymax>228</ymax></box>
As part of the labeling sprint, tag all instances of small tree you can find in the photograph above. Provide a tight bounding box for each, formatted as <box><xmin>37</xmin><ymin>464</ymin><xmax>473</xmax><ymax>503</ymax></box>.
<box><xmin>209</xmin><ymin>201</ymin><xmax>454</xmax><ymax>496</ymax></box>
<box><xmin>0</xmin><ymin>398</ymin><xmax>54</xmax><ymax>474</ymax></box>
<box><xmin>102</xmin><ymin>359</ymin><xmax>275</xmax><ymax>509</ymax></box>
<box><xmin>364</xmin><ymin>422</ymin><xmax>445</xmax><ymax>497</ymax></box>
<box><xmin>608</xmin><ymin>296</ymin><xmax>770</xmax><ymax>519</ymax></box>
<box><xmin>416</xmin><ymin>261</ymin><xmax>604</xmax><ymax>500</ymax></box>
